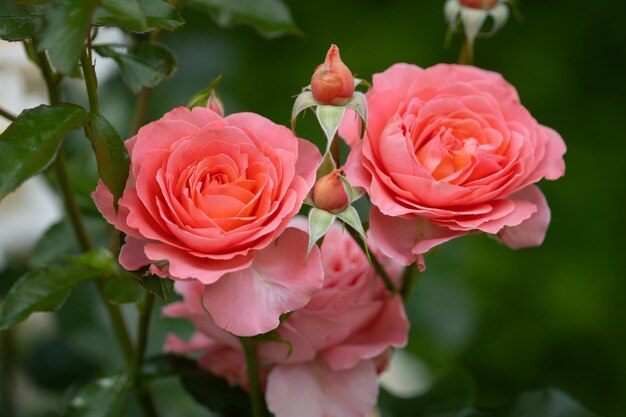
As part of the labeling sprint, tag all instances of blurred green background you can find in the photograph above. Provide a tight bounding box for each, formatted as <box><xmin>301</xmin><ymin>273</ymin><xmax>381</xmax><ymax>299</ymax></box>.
<box><xmin>2</xmin><ymin>0</ymin><xmax>625</xmax><ymax>416</ymax></box>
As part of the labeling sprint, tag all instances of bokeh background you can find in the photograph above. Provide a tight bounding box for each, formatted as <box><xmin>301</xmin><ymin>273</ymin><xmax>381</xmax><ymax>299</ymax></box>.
<box><xmin>1</xmin><ymin>0</ymin><xmax>625</xmax><ymax>416</ymax></box>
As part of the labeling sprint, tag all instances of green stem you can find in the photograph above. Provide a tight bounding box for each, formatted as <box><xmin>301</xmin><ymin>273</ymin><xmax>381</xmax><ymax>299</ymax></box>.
<box><xmin>240</xmin><ymin>338</ymin><xmax>267</xmax><ymax>417</ymax></box>
<box><xmin>400</xmin><ymin>263</ymin><xmax>421</xmax><ymax>301</ymax></box>
<box><xmin>130</xmin><ymin>88</ymin><xmax>152</xmax><ymax>135</ymax></box>
<box><xmin>97</xmin><ymin>282</ymin><xmax>134</xmax><ymax>365</ymax></box>
<box><xmin>80</xmin><ymin>50</ymin><xmax>99</xmax><ymax>114</ymax></box>
<box><xmin>458</xmin><ymin>40</ymin><xmax>474</xmax><ymax>65</ymax></box>
<box><xmin>55</xmin><ymin>150</ymin><xmax>92</xmax><ymax>251</ymax></box>
<box><xmin>79</xmin><ymin>45</ymin><xmax>160</xmax><ymax>417</ymax></box>
<box><xmin>347</xmin><ymin>227</ymin><xmax>397</xmax><ymax>293</ymax></box>
<box><xmin>133</xmin><ymin>292</ymin><xmax>155</xmax><ymax>375</ymax></box>
<box><xmin>0</xmin><ymin>106</ymin><xmax>16</xmax><ymax>122</ymax></box>
<box><xmin>0</xmin><ymin>329</ymin><xmax>16</xmax><ymax>415</ymax></box>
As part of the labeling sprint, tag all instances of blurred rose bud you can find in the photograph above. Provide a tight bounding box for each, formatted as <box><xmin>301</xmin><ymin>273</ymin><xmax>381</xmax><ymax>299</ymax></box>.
<box><xmin>312</xmin><ymin>169</ymin><xmax>350</xmax><ymax>213</ymax></box>
<box><xmin>311</xmin><ymin>44</ymin><xmax>354</xmax><ymax>106</ymax></box>
<box><xmin>459</xmin><ymin>0</ymin><xmax>498</xmax><ymax>9</ymax></box>
<box><xmin>207</xmin><ymin>90</ymin><xmax>224</xmax><ymax>116</ymax></box>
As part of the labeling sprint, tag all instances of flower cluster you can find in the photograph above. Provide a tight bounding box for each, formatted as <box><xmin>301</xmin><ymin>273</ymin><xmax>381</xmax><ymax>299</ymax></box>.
<box><xmin>94</xmin><ymin>46</ymin><xmax>565</xmax><ymax>417</ymax></box>
<box><xmin>164</xmin><ymin>221</ymin><xmax>408</xmax><ymax>417</ymax></box>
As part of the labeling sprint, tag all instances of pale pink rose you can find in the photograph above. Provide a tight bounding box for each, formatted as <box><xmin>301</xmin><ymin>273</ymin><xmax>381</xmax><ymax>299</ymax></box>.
<box><xmin>94</xmin><ymin>107</ymin><xmax>324</xmax><ymax>336</ymax></box>
<box><xmin>341</xmin><ymin>64</ymin><xmax>566</xmax><ymax>264</ymax></box>
<box><xmin>163</xmin><ymin>221</ymin><xmax>409</xmax><ymax>417</ymax></box>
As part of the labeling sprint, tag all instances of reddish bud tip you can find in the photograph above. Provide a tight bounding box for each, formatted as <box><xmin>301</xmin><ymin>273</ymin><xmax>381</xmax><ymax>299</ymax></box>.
<box><xmin>207</xmin><ymin>91</ymin><xmax>224</xmax><ymax>116</ymax></box>
<box><xmin>311</xmin><ymin>44</ymin><xmax>355</xmax><ymax>106</ymax></box>
<box><xmin>459</xmin><ymin>0</ymin><xmax>499</xmax><ymax>10</ymax></box>
<box><xmin>312</xmin><ymin>169</ymin><xmax>350</xmax><ymax>213</ymax></box>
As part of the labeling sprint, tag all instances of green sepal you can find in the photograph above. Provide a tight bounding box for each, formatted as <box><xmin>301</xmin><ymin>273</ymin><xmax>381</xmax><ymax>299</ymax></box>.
<box><xmin>336</xmin><ymin>205</ymin><xmax>369</xmax><ymax>261</ymax></box>
<box><xmin>315</xmin><ymin>105</ymin><xmax>346</xmax><ymax>154</ymax></box>
<box><xmin>307</xmin><ymin>207</ymin><xmax>335</xmax><ymax>256</ymax></box>
<box><xmin>187</xmin><ymin>74</ymin><xmax>223</xmax><ymax>109</ymax></box>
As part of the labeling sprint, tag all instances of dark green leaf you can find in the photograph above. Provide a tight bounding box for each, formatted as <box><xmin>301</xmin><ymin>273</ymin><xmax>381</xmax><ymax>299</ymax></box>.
<box><xmin>0</xmin><ymin>2</ymin><xmax>44</xmax><ymax>41</ymax></box>
<box><xmin>93</xmin><ymin>42</ymin><xmax>177</xmax><ymax>93</ymax></box>
<box><xmin>142</xmin><ymin>355</ymin><xmax>252</xmax><ymax>417</ymax></box>
<box><xmin>0</xmin><ymin>264</ymin><xmax>100</xmax><ymax>330</ymax></box>
<box><xmin>0</xmin><ymin>104</ymin><xmax>88</xmax><ymax>200</ymax></box>
<box><xmin>69</xmin><ymin>248</ymin><xmax>142</xmax><ymax>304</ymax></box>
<box><xmin>137</xmin><ymin>273</ymin><xmax>173</xmax><ymax>302</ymax></box>
<box><xmin>186</xmin><ymin>0</ymin><xmax>299</xmax><ymax>38</ymax></box>
<box><xmin>86</xmin><ymin>114</ymin><xmax>129</xmax><ymax>207</ymax></box>
<box><xmin>92</xmin><ymin>0</ymin><xmax>184</xmax><ymax>33</ymax></box>
<box><xmin>139</xmin><ymin>0</ymin><xmax>184</xmax><ymax>31</ymax></box>
<box><xmin>103</xmin><ymin>271</ymin><xmax>141</xmax><ymax>304</ymax></box>
<box><xmin>30</xmin><ymin>216</ymin><xmax>109</xmax><ymax>268</ymax></box>
<box><xmin>37</xmin><ymin>0</ymin><xmax>98</xmax><ymax>75</ymax></box>
<box><xmin>95</xmin><ymin>0</ymin><xmax>146</xmax><ymax>32</ymax></box>
<box><xmin>66</xmin><ymin>375</ymin><xmax>127</xmax><ymax>417</ymax></box>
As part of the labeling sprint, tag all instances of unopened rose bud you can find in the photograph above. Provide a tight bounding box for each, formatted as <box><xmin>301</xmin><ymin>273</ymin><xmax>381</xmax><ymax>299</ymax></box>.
<box><xmin>311</xmin><ymin>44</ymin><xmax>355</xmax><ymax>106</ymax></box>
<box><xmin>312</xmin><ymin>169</ymin><xmax>350</xmax><ymax>213</ymax></box>
<box><xmin>459</xmin><ymin>0</ymin><xmax>498</xmax><ymax>9</ymax></box>
<box><xmin>207</xmin><ymin>90</ymin><xmax>224</xmax><ymax>116</ymax></box>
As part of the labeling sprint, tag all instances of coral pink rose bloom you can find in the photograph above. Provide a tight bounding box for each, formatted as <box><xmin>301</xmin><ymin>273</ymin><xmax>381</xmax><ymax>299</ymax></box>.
<box><xmin>93</xmin><ymin>107</ymin><xmax>323</xmax><ymax>336</ymax></box>
<box><xmin>164</xmin><ymin>220</ymin><xmax>409</xmax><ymax>417</ymax></box>
<box><xmin>341</xmin><ymin>64</ymin><xmax>566</xmax><ymax>264</ymax></box>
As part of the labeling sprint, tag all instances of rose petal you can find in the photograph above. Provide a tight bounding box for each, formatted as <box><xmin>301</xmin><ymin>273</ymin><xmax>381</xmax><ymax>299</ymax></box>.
<box><xmin>369</xmin><ymin>206</ymin><xmax>466</xmax><ymax>265</ymax></box>
<box><xmin>266</xmin><ymin>359</ymin><xmax>378</xmax><ymax>417</ymax></box>
<box><xmin>322</xmin><ymin>295</ymin><xmax>409</xmax><ymax>371</ymax></box>
<box><xmin>202</xmin><ymin>227</ymin><xmax>324</xmax><ymax>336</ymax></box>
<box><xmin>498</xmin><ymin>185</ymin><xmax>551</xmax><ymax>249</ymax></box>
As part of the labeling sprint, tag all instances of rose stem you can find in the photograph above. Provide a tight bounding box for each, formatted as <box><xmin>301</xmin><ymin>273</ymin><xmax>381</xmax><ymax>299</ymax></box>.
<box><xmin>129</xmin><ymin>0</ymin><xmax>181</xmax><ymax>136</ymax></box>
<box><xmin>80</xmin><ymin>40</ymin><xmax>160</xmax><ymax>417</ymax></box>
<box><xmin>458</xmin><ymin>39</ymin><xmax>474</xmax><ymax>65</ymax></box>
<box><xmin>240</xmin><ymin>337</ymin><xmax>268</xmax><ymax>417</ymax></box>
<box><xmin>346</xmin><ymin>226</ymin><xmax>397</xmax><ymax>294</ymax></box>
<box><xmin>0</xmin><ymin>106</ymin><xmax>16</xmax><ymax>122</ymax></box>
<box><xmin>400</xmin><ymin>263</ymin><xmax>421</xmax><ymax>301</ymax></box>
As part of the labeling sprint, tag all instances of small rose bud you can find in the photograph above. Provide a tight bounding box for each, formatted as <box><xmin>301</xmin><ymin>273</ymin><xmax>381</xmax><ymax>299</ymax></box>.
<box><xmin>207</xmin><ymin>90</ymin><xmax>224</xmax><ymax>116</ymax></box>
<box><xmin>459</xmin><ymin>0</ymin><xmax>498</xmax><ymax>9</ymax></box>
<box><xmin>312</xmin><ymin>169</ymin><xmax>350</xmax><ymax>213</ymax></box>
<box><xmin>311</xmin><ymin>44</ymin><xmax>355</xmax><ymax>106</ymax></box>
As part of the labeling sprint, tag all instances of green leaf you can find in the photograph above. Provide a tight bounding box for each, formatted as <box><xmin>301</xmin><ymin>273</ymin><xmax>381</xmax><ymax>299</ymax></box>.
<box><xmin>291</xmin><ymin>90</ymin><xmax>317</xmax><ymax>132</ymax></box>
<box><xmin>66</xmin><ymin>375</ymin><xmax>128</xmax><ymax>417</ymax></box>
<box><xmin>315</xmin><ymin>105</ymin><xmax>345</xmax><ymax>154</ymax></box>
<box><xmin>93</xmin><ymin>42</ymin><xmax>177</xmax><ymax>94</ymax></box>
<box><xmin>92</xmin><ymin>0</ymin><xmax>184</xmax><ymax>33</ymax></box>
<box><xmin>69</xmin><ymin>248</ymin><xmax>141</xmax><ymax>304</ymax></box>
<box><xmin>0</xmin><ymin>264</ymin><xmax>100</xmax><ymax>330</ymax></box>
<box><xmin>307</xmin><ymin>207</ymin><xmax>335</xmax><ymax>255</ymax></box>
<box><xmin>103</xmin><ymin>272</ymin><xmax>141</xmax><ymax>304</ymax></box>
<box><xmin>30</xmin><ymin>216</ymin><xmax>109</xmax><ymax>268</ymax></box>
<box><xmin>143</xmin><ymin>355</ymin><xmax>252</xmax><ymax>417</ymax></box>
<box><xmin>186</xmin><ymin>0</ymin><xmax>298</xmax><ymax>38</ymax></box>
<box><xmin>0</xmin><ymin>104</ymin><xmax>88</xmax><ymax>200</ymax></box>
<box><xmin>187</xmin><ymin>74</ymin><xmax>223</xmax><ymax>109</ymax></box>
<box><xmin>37</xmin><ymin>0</ymin><xmax>99</xmax><ymax>75</ymax></box>
<box><xmin>86</xmin><ymin>114</ymin><xmax>129</xmax><ymax>208</ymax></box>
<box><xmin>338</xmin><ymin>174</ymin><xmax>364</xmax><ymax>203</ymax></box>
<box><xmin>95</xmin><ymin>0</ymin><xmax>146</xmax><ymax>32</ymax></box>
<box><xmin>139</xmin><ymin>0</ymin><xmax>184</xmax><ymax>32</ymax></box>
<box><xmin>0</xmin><ymin>2</ymin><xmax>44</xmax><ymax>41</ymax></box>
<box><xmin>137</xmin><ymin>273</ymin><xmax>173</xmax><ymax>302</ymax></box>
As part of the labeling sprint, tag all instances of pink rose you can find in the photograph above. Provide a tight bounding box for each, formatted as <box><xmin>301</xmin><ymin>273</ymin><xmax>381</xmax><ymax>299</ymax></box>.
<box><xmin>341</xmin><ymin>64</ymin><xmax>566</xmax><ymax>264</ymax></box>
<box><xmin>163</xmin><ymin>220</ymin><xmax>409</xmax><ymax>417</ymax></box>
<box><xmin>94</xmin><ymin>107</ymin><xmax>324</xmax><ymax>336</ymax></box>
